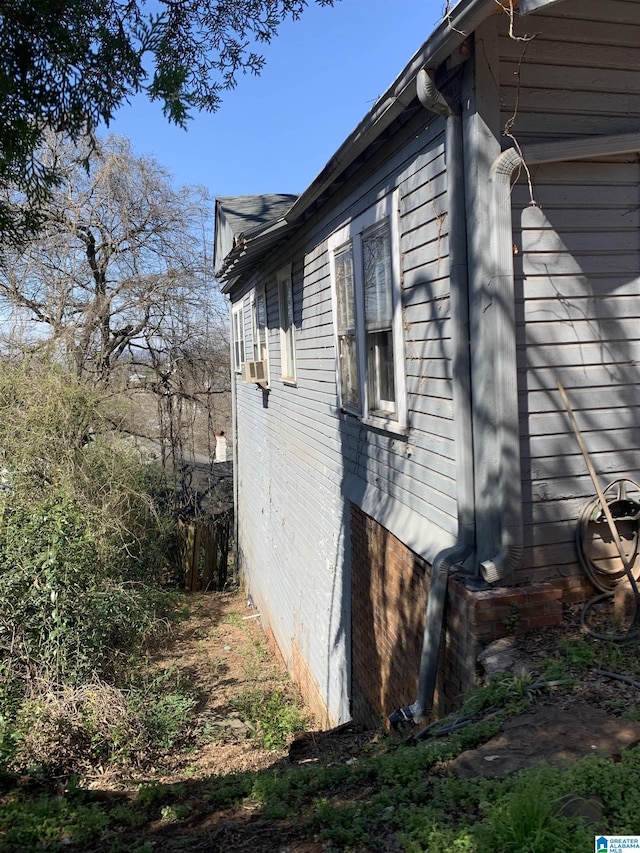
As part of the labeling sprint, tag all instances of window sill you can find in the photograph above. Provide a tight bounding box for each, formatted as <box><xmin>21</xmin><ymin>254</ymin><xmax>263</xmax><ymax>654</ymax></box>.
<box><xmin>341</xmin><ymin>408</ymin><xmax>409</xmax><ymax>438</ymax></box>
<box><xmin>282</xmin><ymin>379</ymin><xmax>297</xmax><ymax>387</ymax></box>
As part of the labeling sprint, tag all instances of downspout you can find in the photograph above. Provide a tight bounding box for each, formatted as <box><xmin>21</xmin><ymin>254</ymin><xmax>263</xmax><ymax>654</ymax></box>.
<box><xmin>479</xmin><ymin>147</ymin><xmax>524</xmax><ymax>583</ymax></box>
<box><xmin>228</xmin><ymin>295</ymin><xmax>241</xmax><ymax>583</ymax></box>
<box><xmin>389</xmin><ymin>70</ymin><xmax>475</xmax><ymax>726</ymax></box>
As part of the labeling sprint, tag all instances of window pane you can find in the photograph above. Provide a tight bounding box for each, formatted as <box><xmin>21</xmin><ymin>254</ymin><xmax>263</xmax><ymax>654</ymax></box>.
<box><xmin>339</xmin><ymin>333</ymin><xmax>360</xmax><ymax>411</ymax></box>
<box><xmin>256</xmin><ymin>291</ymin><xmax>267</xmax><ymax>330</ymax></box>
<box><xmin>363</xmin><ymin>226</ymin><xmax>392</xmax><ymax>332</ymax></box>
<box><xmin>284</xmin><ymin>280</ymin><xmax>294</xmax><ymax>371</ymax></box>
<box><xmin>334</xmin><ymin>243</ymin><xmax>360</xmax><ymax>411</ymax></box>
<box><xmin>367</xmin><ymin>330</ymin><xmax>395</xmax><ymax>413</ymax></box>
<box><xmin>363</xmin><ymin>224</ymin><xmax>395</xmax><ymax>414</ymax></box>
<box><xmin>278</xmin><ymin>270</ymin><xmax>296</xmax><ymax>381</ymax></box>
<box><xmin>335</xmin><ymin>246</ymin><xmax>355</xmax><ymax>332</ymax></box>
<box><xmin>254</xmin><ymin>291</ymin><xmax>268</xmax><ymax>362</ymax></box>
<box><xmin>233</xmin><ymin>309</ymin><xmax>244</xmax><ymax>371</ymax></box>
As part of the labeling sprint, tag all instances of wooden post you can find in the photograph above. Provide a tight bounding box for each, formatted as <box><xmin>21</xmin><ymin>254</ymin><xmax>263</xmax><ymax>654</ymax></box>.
<box><xmin>182</xmin><ymin>521</ymin><xmax>196</xmax><ymax>591</ymax></box>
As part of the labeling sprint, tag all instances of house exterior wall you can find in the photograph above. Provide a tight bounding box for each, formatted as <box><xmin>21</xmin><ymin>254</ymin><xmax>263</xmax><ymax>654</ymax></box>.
<box><xmin>229</xmin><ymin>0</ymin><xmax>640</xmax><ymax>727</ymax></box>
<box><xmin>512</xmin><ymin>159</ymin><xmax>640</xmax><ymax>584</ymax></box>
<box><xmin>499</xmin><ymin>0</ymin><xmax>640</xmax><ymax>144</ymax></box>
<box><xmin>350</xmin><ymin>504</ymin><xmax>430</xmax><ymax>728</ymax></box>
<box><xmin>232</xmin><ymin>109</ymin><xmax>459</xmax><ymax>724</ymax></box>
<box><xmin>350</xmin><ymin>504</ymin><xmax>595</xmax><ymax>725</ymax></box>
<box><xmin>234</xmin><ymin>252</ymin><xmax>349</xmax><ymax>726</ymax></box>
<box><xmin>493</xmin><ymin>0</ymin><xmax>640</xmax><ymax>584</ymax></box>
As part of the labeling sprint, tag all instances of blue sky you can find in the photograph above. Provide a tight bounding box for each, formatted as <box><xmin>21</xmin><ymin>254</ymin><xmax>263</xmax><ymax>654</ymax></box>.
<box><xmin>111</xmin><ymin>0</ymin><xmax>446</xmax><ymax>198</ymax></box>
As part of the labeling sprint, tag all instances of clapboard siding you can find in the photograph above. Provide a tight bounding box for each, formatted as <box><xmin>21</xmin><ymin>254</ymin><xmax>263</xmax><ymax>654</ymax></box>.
<box><xmin>234</xmin><ymin>223</ymin><xmax>352</xmax><ymax>725</ymax></box>
<box><xmin>222</xmin><ymin>0</ymin><xmax>640</xmax><ymax>729</ymax></box>
<box><xmin>232</xmin><ymin>109</ymin><xmax>456</xmax><ymax>723</ymax></box>
<box><xmin>316</xmin><ymin>119</ymin><xmax>457</xmax><ymax>551</ymax></box>
<box><xmin>499</xmin><ymin>1</ymin><xmax>640</xmax><ymax>142</ymax></box>
<box><xmin>511</xmin><ymin>153</ymin><xmax>640</xmax><ymax>582</ymax></box>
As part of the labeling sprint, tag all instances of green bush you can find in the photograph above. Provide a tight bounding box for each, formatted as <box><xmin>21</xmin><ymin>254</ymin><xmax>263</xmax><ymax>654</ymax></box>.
<box><xmin>0</xmin><ymin>356</ymin><xmax>181</xmax><ymax>774</ymax></box>
<box><xmin>128</xmin><ymin>669</ymin><xmax>198</xmax><ymax>751</ymax></box>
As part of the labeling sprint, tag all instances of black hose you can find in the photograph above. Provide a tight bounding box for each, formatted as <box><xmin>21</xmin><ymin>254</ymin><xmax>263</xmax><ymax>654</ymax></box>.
<box><xmin>593</xmin><ymin>668</ymin><xmax>640</xmax><ymax>690</ymax></box>
<box><xmin>580</xmin><ymin>591</ymin><xmax>640</xmax><ymax>643</ymax></box>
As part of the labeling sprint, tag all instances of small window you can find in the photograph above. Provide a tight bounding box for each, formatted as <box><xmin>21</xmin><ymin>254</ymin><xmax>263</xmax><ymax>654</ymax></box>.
<box><xmin>250</xmin><ymin>287</ymin><xmax>269</xmax><ymax>384</ymax></box>
<box><xmin>252</xmin><ymin>288</ymin><xmax>268</xmax><ymax>362</ymax></box>
<box><xmin>277</xmin><ymin>265</ymin><xmax>296</xmax><ymax>383</ymax></box>
<box><xmin>328</xmin><ymin>191</ymin><xmax>406</xmax><ymax>430</ymax></box>
<box><xmin>363</xmin><ymin>223</ymin><xmax>395</xmax><ymax>414</ymax></box>
<box><xmin>334</xmin><ymin>244</ymin><xmax>360</xmax><ymax>412</ymax></box>
<box><xmin>232</xmin><ymin>302</ymin><xmax>245</xmax><ymax>373</ymax></box>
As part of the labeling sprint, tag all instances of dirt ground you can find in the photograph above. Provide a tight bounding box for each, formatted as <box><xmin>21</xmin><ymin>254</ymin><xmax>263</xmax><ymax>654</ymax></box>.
<box><xmin>61</xmin><ymin>587</ymin><xmax>640</xmax><ymax>852</ymax></box>
<box><xmin>90</xmin><ymin>588</ymin><xmax>315</xmax><ymax>788</ymax></box>
<box><xmin>90</xmin><ymin>588</ymin><xmax>640</xmax><ymax>790</ymax></box>
<box><xmin>81</xmin><ymin>587</ymin><xmax>376</xmax><ymax>794</ymax></box>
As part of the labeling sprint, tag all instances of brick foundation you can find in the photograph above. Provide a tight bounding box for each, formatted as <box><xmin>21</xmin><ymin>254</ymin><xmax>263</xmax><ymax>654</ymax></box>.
<box><xmin>351</xmin><ymin>504</ymin><xmax>429</xmax><ymax>727</ymax></box>
<box><xmin>350</xmin><ymin>504</ymin><xmax>597</xmax><ymax>724</ymax></box>
<box><xmin>291</xmin><ymin>639</ymin><xmax>335</xmax><ymax>730</ymax></box>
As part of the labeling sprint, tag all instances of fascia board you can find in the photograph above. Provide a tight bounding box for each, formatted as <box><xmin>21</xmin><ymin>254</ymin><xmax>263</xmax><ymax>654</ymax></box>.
<box><xmin>218</xmin><ymin>219</ymin><xmax>293</xmax><ymax>292</ymax></box>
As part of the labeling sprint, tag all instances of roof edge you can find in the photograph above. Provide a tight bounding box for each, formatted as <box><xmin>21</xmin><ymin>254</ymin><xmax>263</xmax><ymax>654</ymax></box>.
<box><xmin>285</xmin><ymin>0</ymin><xmax>496</xmax><ymax>223</ymax></box>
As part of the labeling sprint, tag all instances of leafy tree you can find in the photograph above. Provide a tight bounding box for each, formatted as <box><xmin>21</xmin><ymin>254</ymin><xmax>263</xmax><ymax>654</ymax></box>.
<box><xmin>0</xmin><ymin>0</ymin><xmax>333</xmax><ymax>244</ymax></box>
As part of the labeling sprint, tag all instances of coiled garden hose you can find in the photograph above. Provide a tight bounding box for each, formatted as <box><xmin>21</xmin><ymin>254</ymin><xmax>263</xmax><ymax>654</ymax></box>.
<box><xmin>577</xmin><ymin>479</ymin><xmax>640</xmax><ymax>642</ymax></box>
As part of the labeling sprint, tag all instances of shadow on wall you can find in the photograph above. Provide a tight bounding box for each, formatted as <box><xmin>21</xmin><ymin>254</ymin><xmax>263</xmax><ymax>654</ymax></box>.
<box><xmin>512</xmin><ymin>162</ymin><xmax>640</xmax><ymax>581</ymax></box>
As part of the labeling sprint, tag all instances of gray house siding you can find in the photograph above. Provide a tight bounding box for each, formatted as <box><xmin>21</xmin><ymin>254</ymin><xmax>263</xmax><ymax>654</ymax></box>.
<box><xmin>499</xmin><ymin>0</ymin><xmax>640</xmax><ymax>143</ymax></box>
<box><xmin>235</xmin><ymin>238</ymin><xmax>350</xmax><ymax>724</ymax></box>
<box><xmin>232</xmin><ymin>110</ymin><xmax>459</xmax><ymax>723</ymax></box>
<box><xmin>512</xmin><ymin>158</ymin><xmax>640</xmax><ymax>583</ymax></box>
<box><xmin>494</xmin><ymin>0</ymin><xmax>640</xmax><ymax>583</ymax></box>
<box><xmin>223</xmin><ymin>0</ymin><xmax>640</xmax><ymax>726</ymax></box>
<box><xmin>334</xmin><ymin>128</ymin><xmax>458</xmax><ymax>544</ymax></box>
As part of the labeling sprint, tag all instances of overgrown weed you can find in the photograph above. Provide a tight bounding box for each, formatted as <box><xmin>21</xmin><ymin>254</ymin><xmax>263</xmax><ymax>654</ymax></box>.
<box><xmin>232</xmin><ymin>687</ymin><xmax>307</xmax><ymax>750</ymax></box>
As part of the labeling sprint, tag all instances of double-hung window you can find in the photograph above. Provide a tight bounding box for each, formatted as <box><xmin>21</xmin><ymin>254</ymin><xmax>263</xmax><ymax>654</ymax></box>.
<box><xmin>232</xmin><ymin>301</ymin><xmax>245</xmax><ymax>373</ymax></box>
<box><xmin>277</xmin><ymin>264</ymin><xmax>296</xmax><ymax>383</ymax></box>
<box><xmin>329</xmin><ymin>191</ymin><xmax>406</xmax><ymax>429</ymax></box>
<box><xmin>248</xmin><ymin>287</ymin><xmax>269</xmax><ymax>384</ymax></box>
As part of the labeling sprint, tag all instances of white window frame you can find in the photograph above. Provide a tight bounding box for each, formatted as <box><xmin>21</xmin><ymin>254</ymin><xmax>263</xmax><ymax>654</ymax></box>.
<box><xmin>277</xmin><ymin>264</ymin><xmax>297</xmax><ymax>384</ymax></box>
<box><xmin>232</xmin><ymin>300</ymin><xmax>245</xmax><ymax>374</ymax></box>
<box><xmin>328</xmin><ymin>190</ymin><xmax>407</xmax><ymax>432</ymax></box>
<box><xmin>250</xmin><ymin>286</ymin><xmax>269</xmax><ymax>384</ymax></box>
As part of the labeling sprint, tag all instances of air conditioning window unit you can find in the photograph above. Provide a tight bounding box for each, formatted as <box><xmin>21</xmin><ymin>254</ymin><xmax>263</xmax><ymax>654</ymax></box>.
<box><xmin>243</xmin><ymin>360</ymin><xmax>267</xmax><ymax>383</ymax></box>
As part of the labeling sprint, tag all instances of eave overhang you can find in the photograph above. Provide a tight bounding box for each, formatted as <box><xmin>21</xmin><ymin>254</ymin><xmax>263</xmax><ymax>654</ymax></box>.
<box><xmin>219</xmin><ymin>218</ymin><xmax>293</xmax><ymax>294</ymax></box>
<box><xmin>218</xmin><ymin>0</ymin><xmax>519</xmax><ymax>291</ymax></box>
